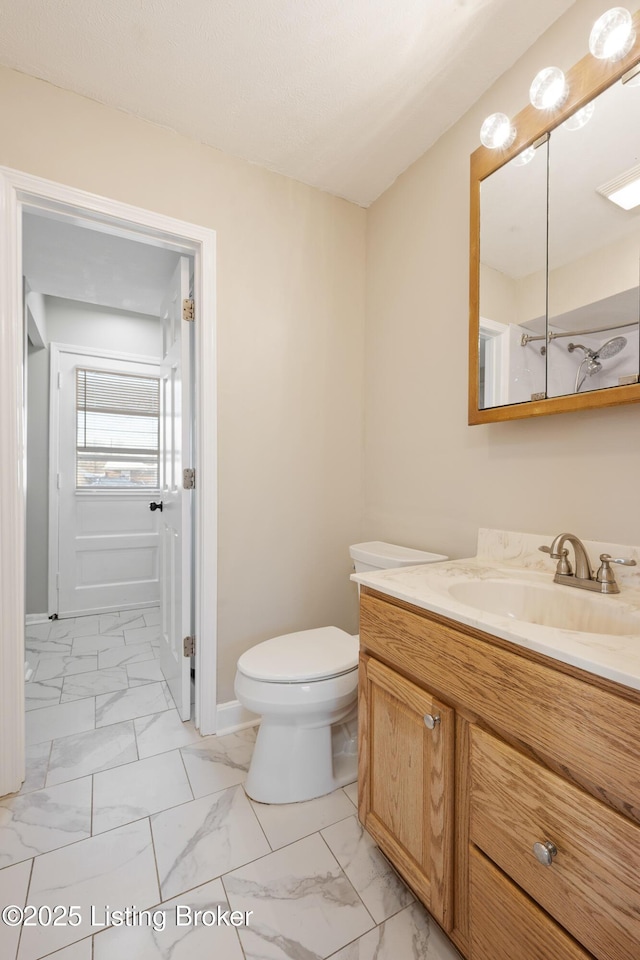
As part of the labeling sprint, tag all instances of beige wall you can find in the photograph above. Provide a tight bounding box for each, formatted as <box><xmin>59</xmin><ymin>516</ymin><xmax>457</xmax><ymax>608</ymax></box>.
<box><xmin>548</xmin><ymin>232</ymin><xmax>640</xmax><ymax>318</ymax></box>
<box><xmin>364</xmin><ymin>0</ymin><xmax>640</xmax><ymax>560</ymax></box>
<box><xmin>0</xmin><ymin>65</ymin><xmax>366</xmax><ymax>702</ymax></box>
<box><xmin>479</xmin><ymin>263</ymin><xmax>517</xmax><ymax>327</ymax></box>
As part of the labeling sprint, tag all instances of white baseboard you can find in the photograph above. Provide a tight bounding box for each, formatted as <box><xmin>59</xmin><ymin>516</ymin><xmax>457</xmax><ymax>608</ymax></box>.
<box><xmin>215</xmin><ymin>699</ymin><xmax>260</xmax><ymax>736</ymax></box>
<box><xmin>26</xmin><ymin>613</ymin><xmax>49</xmax><ymax>624</ymax></box>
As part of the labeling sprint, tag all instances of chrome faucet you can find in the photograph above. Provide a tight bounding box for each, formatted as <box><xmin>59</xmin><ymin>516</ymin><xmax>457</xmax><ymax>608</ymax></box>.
<box><xmin>539</xmin><ymin>532</ymin><xmax>636</xmax><ymax>595</ymax></box>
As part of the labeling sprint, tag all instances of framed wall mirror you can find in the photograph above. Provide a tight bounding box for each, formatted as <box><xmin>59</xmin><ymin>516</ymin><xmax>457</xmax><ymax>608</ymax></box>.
<box><xmin>469</xmin><ymin>10</ymin><xmax>640</xmax><ymax>424</ymax></box>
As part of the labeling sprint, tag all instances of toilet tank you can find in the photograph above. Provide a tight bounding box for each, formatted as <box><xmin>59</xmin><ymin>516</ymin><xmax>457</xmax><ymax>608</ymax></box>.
<box><xmin>349</xmin><ymin>541</ymin><xmax>448</xmax><ymax>574</ymax></box>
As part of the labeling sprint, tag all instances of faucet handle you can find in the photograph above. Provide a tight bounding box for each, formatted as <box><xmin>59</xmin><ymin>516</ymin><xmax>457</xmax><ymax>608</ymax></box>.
<box><xmin>596</xmin><ymin>553</ymin><xmax>637</xmax><ymax>584</ymax></box>
<box><xmin>539</xmin><ymin>544</ymin><xmax>572</xmax><ymax>575</ymax></box>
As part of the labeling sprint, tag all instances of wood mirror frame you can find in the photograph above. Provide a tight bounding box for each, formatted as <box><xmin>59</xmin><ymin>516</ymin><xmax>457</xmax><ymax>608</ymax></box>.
<box><xmin>469</xmin><ymin>10</ymin><xmax>640</xmax><ymax>425</ymax></box>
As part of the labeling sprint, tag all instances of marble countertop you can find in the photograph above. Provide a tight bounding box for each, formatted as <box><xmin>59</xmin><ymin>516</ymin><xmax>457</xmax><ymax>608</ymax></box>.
<box><xmin>351</xmin><ymin>528</ymin><xmax>640</xmax><ymax>693</ymax></box>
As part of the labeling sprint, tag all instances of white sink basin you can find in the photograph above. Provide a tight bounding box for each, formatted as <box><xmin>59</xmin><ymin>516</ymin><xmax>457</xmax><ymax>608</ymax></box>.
<box><xmin>448</xmin><ymin>579</ymin><xmax>640</xmax><ymax>636</ymax></box>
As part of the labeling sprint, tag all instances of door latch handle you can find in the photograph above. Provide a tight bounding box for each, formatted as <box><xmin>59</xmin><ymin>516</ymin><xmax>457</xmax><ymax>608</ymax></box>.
<box><xmin>149</xmin><ymin>501</ymin><xmax>164</xmax><ymax>512</ymax></box>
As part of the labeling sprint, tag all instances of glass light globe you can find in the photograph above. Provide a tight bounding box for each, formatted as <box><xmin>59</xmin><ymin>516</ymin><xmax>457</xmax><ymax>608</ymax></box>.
<box><xmin>479</xmin><ymin>113</ymin><xmax>516</xmax><ymax>149</ymax></box>
<box><xmin>589</xmin><ymin>7</ymin><xmax>636</xmax><ymax>61</ymax></box>
<box><xmin>529</xmin><ymin>67</ymin><xmax>569</xmax><ymax>110</ymax></box>
<box><xmin>512</xmin><ymin>146</ymin><xmax>536</xmax><ymax>166</ymax></box>
<box><xmin>563</xmin><ymin>101</ymin><xmax>596</xmax><ymax>131</ymax></box>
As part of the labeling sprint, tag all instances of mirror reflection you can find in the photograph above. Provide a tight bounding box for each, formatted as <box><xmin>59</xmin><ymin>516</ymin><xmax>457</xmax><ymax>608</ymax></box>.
<box><xmin>478</xmin><ymin>70</ymin><xmax>640</xmax><ymax>410</ymax></box>
<box><xmin>547</xmin><ymin>75</ymin><xmax>640</xmax><ymax>397</ymax></box>
<box><xmin>478</xmin><ymin>140</ymin><xmax>547</xmax><ymax>409</ymax></box>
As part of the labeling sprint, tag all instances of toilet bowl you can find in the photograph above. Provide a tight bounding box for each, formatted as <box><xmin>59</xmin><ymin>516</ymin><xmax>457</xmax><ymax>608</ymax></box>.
<box><xmin>235</xmin><ymin>541</ymin><xmax>448</xmax><ymax>804</ymax></box>
<box><xmin>236</xmin><ymin>626</ymin><xmax>359</xmax><ymax>804</ymax></box>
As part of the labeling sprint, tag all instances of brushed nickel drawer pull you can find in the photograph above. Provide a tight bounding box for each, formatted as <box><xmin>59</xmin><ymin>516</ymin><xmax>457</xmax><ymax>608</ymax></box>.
<box><xmin>532</xmin><ymin>841</ymin><xmax>557</xmax><ymax>866</ymax></box>
<box><xmin>423</xmin><ymin>713</ymin><xmax>441</xmax><ymax>730</ymax></box>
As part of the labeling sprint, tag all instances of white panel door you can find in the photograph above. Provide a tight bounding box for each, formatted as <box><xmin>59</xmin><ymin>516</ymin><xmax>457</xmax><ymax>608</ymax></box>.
<box><xmin>158</xmin><ymin>257</ymin><xmax>193</xmax><ymax>720</ymax></box>
<box><xmin>54</xmin><ymin>348</ymin><xmax>161</xmax><ymax>616</ymax></box>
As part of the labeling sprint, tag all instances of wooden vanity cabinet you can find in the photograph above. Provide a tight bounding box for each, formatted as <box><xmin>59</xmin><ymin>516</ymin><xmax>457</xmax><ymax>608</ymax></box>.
<box><xmin>358</xmin><ymin>655</ymin><xmax>454</xmax><ymax>930</ymax></box>
<box><xmin>357</xmin><ymin>587</ymin><xmax>640</xmax><ymax>960</ymax></box>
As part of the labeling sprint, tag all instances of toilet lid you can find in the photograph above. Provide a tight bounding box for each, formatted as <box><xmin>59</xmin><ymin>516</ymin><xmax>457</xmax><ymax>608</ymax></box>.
<box><xmin>237</xmin><ymin>627</ymin><xmax>359</xmax><ymax>682</ymax></box>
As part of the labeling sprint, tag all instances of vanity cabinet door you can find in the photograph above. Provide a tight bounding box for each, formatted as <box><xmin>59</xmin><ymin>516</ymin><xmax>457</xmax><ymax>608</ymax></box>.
<box><xmin>358</xmin><ymin>654</ymin><xmax>454</xmax><ymax>930</ymax></box>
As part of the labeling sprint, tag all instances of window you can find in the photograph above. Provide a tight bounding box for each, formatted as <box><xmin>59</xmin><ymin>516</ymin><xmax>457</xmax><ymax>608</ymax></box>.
<box><xmin>76</xmin><ymin>368</ymin><xmax>160</xmax><ymax>488</ymax></box>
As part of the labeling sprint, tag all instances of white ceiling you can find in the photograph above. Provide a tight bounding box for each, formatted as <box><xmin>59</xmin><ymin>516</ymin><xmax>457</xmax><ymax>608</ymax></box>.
<box><xmin>23</xmin><ymin>211</ymin><xmax>181</xmax><ymax>315</ymax></box>
<box><xmin>0</xmin><ymin>0</ymin><xmax>574</xmax><ymax>205</ymax></box>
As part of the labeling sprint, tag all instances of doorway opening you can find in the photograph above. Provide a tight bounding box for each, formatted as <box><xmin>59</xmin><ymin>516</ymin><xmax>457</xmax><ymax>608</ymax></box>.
<box><xmin>0</xmin><ymin>167</ymin><xmax>218</xmax><ymax>797</ymax></box>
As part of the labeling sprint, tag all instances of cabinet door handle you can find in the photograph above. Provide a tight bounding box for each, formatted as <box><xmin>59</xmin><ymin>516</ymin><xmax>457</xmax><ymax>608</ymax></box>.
<box><xmin>532</xmin><ymin>841</ymin><xmax>557</xmax><ymax>866</ymax></box>
<box><xmin>423</xmin><ymin>713</ymin><xmax>441</xmax><ymax>730</ymax></box>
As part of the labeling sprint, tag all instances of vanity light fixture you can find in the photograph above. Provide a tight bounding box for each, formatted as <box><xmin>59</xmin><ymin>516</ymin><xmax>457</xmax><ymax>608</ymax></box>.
<box><xmin>479</xmin><ymin>112</ymin><xmax>516</xmax><ymax>149</ymax></box>
<box><xmin>597</xmin><ymin>162</ymin><xmax>640</xmax><ymax>209</ymax></box>
<box><xmin>589</xmin><ymin>7</ymin><xmax>636</xmax><ymax>61</ymax></box>
<box><xmin>563</xmin><ymin>101</ymin><xmax>596</xmax><ymax>130</ymax></box>
<box><xmin>529</xmin><ymin>67</ymin><xmax>569</xmax><ymax>109</ymax></box>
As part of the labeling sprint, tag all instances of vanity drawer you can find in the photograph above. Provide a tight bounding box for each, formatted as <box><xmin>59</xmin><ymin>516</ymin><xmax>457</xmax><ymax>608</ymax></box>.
<box><xmin>470</xmin><ymin>847</ymin><xmax>592</xmax><ymax>960</ymax></box>
<box><xmin>470</xmin><ymin>726</ymin><xmax>640</xmax><ymax>960</ymax></box>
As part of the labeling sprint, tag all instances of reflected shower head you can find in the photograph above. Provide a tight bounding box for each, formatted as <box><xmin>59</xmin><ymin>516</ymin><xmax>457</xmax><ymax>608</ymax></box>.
<box><xmin>571</xmin><ymin>335</ymin><xmax>628</xmax><ymax>392</ymax></box>
<box><xmin>597</xmin><ymin>336</ymin><xmax>627</xmax><ymax>359</ymax></box>
<box><xmin>568</xmin><ymin>336</ymin><xmax>627</xmax><ymax>361</ymax></box>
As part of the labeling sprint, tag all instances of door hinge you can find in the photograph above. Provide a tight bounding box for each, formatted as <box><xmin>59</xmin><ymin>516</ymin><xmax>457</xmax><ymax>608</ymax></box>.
<box><xmin>183</xmin><ymin>468</ymin><xmax>195</xmax><ymax>490</ymax></box>
<box><xmin>182</xmin><ymin>298</ymin><xmax>195</xmax><ymax>322</ymax></box>
<box><xmin>183</xmin><ymin>636</ymin><xmax>195</xmax><ymax>657</ymax></box>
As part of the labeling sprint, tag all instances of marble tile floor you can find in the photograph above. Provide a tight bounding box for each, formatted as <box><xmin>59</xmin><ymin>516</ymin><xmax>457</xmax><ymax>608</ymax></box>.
<box><xmin>1</xmin><ymin>608</ymin><xmax>463</xmax><ymax>960</ymax></box>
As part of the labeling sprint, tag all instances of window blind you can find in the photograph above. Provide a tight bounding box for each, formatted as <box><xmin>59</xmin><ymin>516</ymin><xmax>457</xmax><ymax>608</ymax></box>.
<box><xmin>76</xmin><ymin>368</ymin><xmax>160</xmax><ymax>488</ymax></box>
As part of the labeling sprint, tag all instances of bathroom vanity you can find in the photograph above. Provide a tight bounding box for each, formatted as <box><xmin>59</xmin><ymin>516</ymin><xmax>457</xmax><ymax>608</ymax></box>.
<box><xmin>354</xmin><ymin>531</ymin><xmax>640</xmax><ymax>960</ymax></box>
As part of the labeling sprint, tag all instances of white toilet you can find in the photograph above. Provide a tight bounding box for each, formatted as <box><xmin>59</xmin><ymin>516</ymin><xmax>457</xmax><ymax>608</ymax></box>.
<box><xmin>235</xmin><ymin>541</ymin><xmax>447</xmax><ymax>804</ymax></box>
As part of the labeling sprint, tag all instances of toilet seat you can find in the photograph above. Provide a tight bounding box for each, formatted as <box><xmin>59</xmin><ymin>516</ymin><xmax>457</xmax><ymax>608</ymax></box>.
<box><xmin>236</xmin><ymin>626</ymin><xmax>358</xmax><ymax>683</ymax></box>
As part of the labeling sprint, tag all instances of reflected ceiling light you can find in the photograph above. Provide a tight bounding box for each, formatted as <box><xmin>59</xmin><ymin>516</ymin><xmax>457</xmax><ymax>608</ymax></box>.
<box><xmin>563</xmin><ymin>101</ymin><xmax>596</xmax><ymax>130</ymax></box>
<box><xmin>479</xmin><ymin>112</ymin><xmax>516</xmax><ymax>149</ymax></box>
<box><xmin>589</xmin><ymin>7</ymin><xmax>636</xmax><ymax>61</ymax></box>
<box><xmin>512</xmin><ymin>146</ymin><xmax>536</xmax><ymax>166</ymax></box>
<box><xmin>597</xmin><ymin>162</ymin><xmax>640</xmax><ymax>209</ymax></box>
<box><xmin>529</xmin><ymin>67</ymin><xmax>569</xmax><ymax>109</ymax></box>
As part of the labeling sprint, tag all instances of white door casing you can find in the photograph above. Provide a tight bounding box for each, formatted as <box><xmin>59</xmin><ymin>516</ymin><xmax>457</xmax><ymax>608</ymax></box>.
<box><xmin>158</xmin><ymin>257</ymin><xmax>193</xmax><ymax>719</ymax></box>
<box><xmin>50</xmin><ymin>345</ymin><xmax>162</xmax><ymax>617</ymax></box>
<box><xmin>0</xmin><ymin>166</ymin><xmax>218</xmax><ymax>797</ymax></box>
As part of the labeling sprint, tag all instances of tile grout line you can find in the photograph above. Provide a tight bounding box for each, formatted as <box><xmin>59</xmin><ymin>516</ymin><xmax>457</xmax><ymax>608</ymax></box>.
<box><xmin>131</xmin><ymin>708</ymin><xmax>141</xmax><ymax>763</ymax></box>
<box><xmin>176</xmin><ymin>746</ymin><xmax>196</xmax><ymax>802</ymax></box>
<box><xmin>14</xmin><ymin>857</ymin><xmax>35</xmax><ymax>960</ymax></box>
<box><xmin>219</xmin><ymin>874</ymin><xmax>248</xmax><ymax>960</ymax></box>
<box><xmin>240</xmin><ymin>784</ymin><xmax>274</xmax><ymax>854</ymax></box>
<box><xmin>316</xmin><ymin>827</ymin><xmax>378</xmax><ymax>929</ymax></box>
<box><xmin>147</xmin><ymin>815</ymin><xmax>164</xmax><ymax>907</ymax></box>
<box><xmin>90</xmin><ymin>774</ymin><xmax>94</xmax><ymax>837</ymax></box>
<box><xmin>246</xmin><ymin>797</ymin><xmax>358</xmax><ymax>855</ymax></box>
